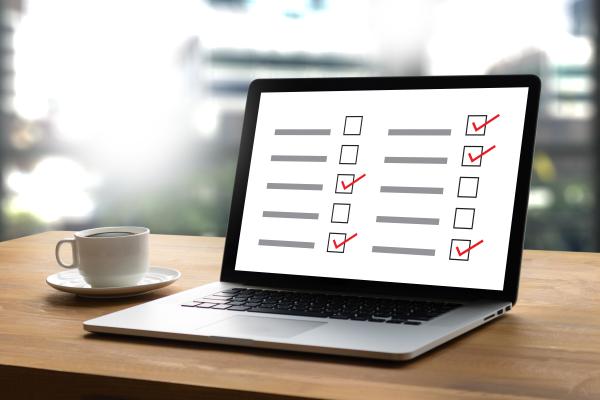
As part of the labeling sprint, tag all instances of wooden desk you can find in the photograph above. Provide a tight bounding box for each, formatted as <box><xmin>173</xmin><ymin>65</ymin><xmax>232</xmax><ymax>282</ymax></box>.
<box><xmin>1</xmin><ymin>231</ymin><xmax>599</xmax><ymax>400</ymax></box>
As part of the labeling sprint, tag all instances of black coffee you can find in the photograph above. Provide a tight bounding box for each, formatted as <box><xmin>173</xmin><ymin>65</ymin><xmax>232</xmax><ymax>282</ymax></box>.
<box><xmin>86</xmin><ymin>232</ymin><xmax>135</xmax><ymax>238</ymax></box>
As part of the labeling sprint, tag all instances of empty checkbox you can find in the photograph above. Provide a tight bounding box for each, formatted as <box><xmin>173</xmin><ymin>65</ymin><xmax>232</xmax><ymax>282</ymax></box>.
<box><xmin>449</xmin><ymin>239</ymin><xmax>471</xmax><ymax>261</ymax></box>
<box><xmin>331</xmin><ymin>203</ymin><xmax>351</xmax><ymax>223</ymax></box>
<box><xmin>462</xmin><ymin>146</ymin><xmax>483</xmax><ymax>167</ymax></box>
<box><xmin>327</xmin><ymin>232</ymin><xmax>347</xmax><ymax>253</ymax></box>
<box><xmin>339</xmin><ymin>145</ymin><xmax>359</xmax><ymax>165</ymax></box>
<box><xmin>453</xmin><ymin>208</ymin><xmax>475</xmax><ymax>229</ymax></box>
<box><xmin>335</xmin><ymin>174</ymin><xmax>355</xmax><ymax>194</ymax></box>
<box><xmin>457</xmin><ymin>177</ymin><xmax>479</xmax><ymax>198</ymax></box>
<box><xmin>466</xmin><ymin>115</ymin><xmax>488</xmax><ymax>136</ymax></box>
<box><xmin>343</xmin><ymin>116</ymin><xmax>363</xmax><ymax>136</ymax></box>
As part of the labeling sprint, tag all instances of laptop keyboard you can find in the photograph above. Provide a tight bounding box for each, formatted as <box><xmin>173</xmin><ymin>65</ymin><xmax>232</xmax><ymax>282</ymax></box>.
<box><xmin>181</xmin><ymin>288</ymin><xmax>461</xmax><ymax>325</ymax></box>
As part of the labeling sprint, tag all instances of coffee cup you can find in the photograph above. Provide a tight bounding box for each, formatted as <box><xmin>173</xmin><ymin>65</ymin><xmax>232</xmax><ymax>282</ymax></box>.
<box><xmin>55</xmin><ymin>227</ymin><xmax>150</xmax><ymax>287</ymax></box>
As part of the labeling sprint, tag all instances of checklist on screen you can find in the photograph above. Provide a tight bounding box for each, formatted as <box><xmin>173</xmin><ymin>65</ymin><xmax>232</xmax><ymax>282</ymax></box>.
<box><xmin>235</xmin><ymin>88</ymin><xmax>529</xmax><ymax>290</ymax></box>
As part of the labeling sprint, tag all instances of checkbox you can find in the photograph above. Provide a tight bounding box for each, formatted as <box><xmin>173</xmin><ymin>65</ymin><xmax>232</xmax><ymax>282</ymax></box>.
<box><xmin>449</xmin><ymin>239</ymin><xmax>471</xmax><ymax>261</ymax></box>
<box><xmin>331</xmin><ymin>203</ymin><xmax>351</xmax><ymax>223</ymax></box>
<box><xmin>462</xmin><ymin>146</ymin><xmax>483</xmax><ymax>167</ymax></box>
<box><xmin>327</xmin><ymin>233</ymin><xmax>347</xmax><ymax>253</ymax></box>
<box><xmin>466</xmin><ymin>115</ymin><xmax>488</xmax><ymax>136</ymax></box>
<box><xmin>453</xmin><ymin>208</ymin><xmax>475</xmax><ymax>229</ymax></box>
<box><xmin>343</xmin><ymin>116</ymin><xmax>363</xmax><ymax>136</ymax></box>
<box><xmin>335</xmin><ymin>174</ymin><xmax>355</xmax><ymax>194</ymax></box>
<box><xmin>457</xmin><ymin>177</ymin><xmax>479</xmax><ymax>198</ymax></box>
<box><xmin>339</xmin><ymin>145</ymin><xmax>359</xmax><ymax>165</ymax></box>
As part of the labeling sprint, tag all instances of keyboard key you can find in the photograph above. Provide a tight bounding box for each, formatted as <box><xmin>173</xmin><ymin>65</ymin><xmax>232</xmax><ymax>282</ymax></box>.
<box><xmin>386</xmin><ymin>319</ymin><xmax>405</xmax><ymax>324</ymax></box>
<box><xmin>404</xmin><ymin>321</ymin><xmax>422</xmax><ymax>325</ymax></box>
<box><xmin>407</xmin><ymin>315</ymin><xmax>432</xmax><ymax>321</ymax></box>
<box><xmin>291</xmin><ymin>305</ymin><xmax>309</xmax><ymax>311</ymax></box>
<box><xmin>372</xmin><ymin>313</ymin><xmax>391</xmax><ymax>319</ymax></box>
<box><xmin>212</xmin><ymin>304</ymin><xmax>231</xmax><ymax>310</ymax></box>
<box><xmin>212</xmin><ymin>293</ymin><xmax>235</xmax><ymax>298</ymax></box>
<box><xmin>221</xmin><ymin>288</ymin><xmax>244</xmax><ymax>294</ymax></box>
<box><xmin>197</xmin><ymin>298</ymin><xmax>229</xmax><ymax>304</ymax></box>
<box><xmin>202</xmin><ymin>296</ymin><xmax>231</xmax><ymax>301</ymax></box>
<box><xmin>196</xmin><ymin>303</ymin><xmax>216</xmax><ymax>308</ymax></box>
<box><xmin>330</xmin><ymin>314</ymin><xmax>350</xmax><ymax>320</ymax></box>
<box><xmin>181</xmin><ymin>302</ymin><xmax>199</xmax><ymax>307</ymax></box>
<box><xmin>227</xmin><ymin>306</ymin><xmax>250</xmax><ymax>311</ymax></box>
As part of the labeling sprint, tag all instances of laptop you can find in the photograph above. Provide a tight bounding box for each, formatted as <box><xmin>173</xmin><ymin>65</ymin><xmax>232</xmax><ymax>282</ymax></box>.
<box><xmin>84</xmin><ymin>75</ymin><xmax>541</xmax><ymax>360</ymax></box>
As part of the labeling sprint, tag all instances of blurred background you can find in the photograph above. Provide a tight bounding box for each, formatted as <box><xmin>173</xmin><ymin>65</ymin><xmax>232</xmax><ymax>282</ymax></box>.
<box><xmin>0</xmin><ymin>0</ymin><xmax>597</xmax><ymax>251</ymax></box>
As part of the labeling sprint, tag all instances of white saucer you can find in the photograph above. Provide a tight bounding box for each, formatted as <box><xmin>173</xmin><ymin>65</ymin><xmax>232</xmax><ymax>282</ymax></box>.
<box><xmin>46</xmin><ymin>266</ymin><xmax>181</xmax><ymax>298</ymax></box>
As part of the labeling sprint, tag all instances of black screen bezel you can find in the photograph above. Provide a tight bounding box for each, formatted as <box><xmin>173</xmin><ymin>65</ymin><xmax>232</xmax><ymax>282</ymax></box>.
<box><xmin>220</xmin><ymin>75</ymin><xmax>540</xmax><ymax>305</ymax></box>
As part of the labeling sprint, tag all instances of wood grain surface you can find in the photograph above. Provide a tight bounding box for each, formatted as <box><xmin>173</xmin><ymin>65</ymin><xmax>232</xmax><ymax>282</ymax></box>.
<box><xmin>0</xmin><ymin>231</ymin><xmax>599</xmax><ymax>400</ymax></box>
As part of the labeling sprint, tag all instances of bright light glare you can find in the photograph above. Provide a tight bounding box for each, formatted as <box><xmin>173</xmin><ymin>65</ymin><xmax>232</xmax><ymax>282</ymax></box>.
<box><xmin>198</xmin><ymin>1</ymin><xmax>372</xmax><ymax>55</ymax></box>
<box><xmin>528</xmin><ymin>187</ymin><xmax>555</xmax><ymax>210</ymax></box>
<box><xmin>192</xmin><ymin>101</ymin><xmax>220</xmax><ymax>139</ymax></box>
<box><xmin>13</xmin><ymin>0</ymin><xmax>203</xmax><ymax>173</ymax></box>
<box><xmin>426</xmin><ymin>0</ymin><xmax>575</xmax><ymax>75</ymax></box>
<box><xmin>6</xmin><ymin>157</ymin><xmax>98</xmax><ymax>223</ymax></box>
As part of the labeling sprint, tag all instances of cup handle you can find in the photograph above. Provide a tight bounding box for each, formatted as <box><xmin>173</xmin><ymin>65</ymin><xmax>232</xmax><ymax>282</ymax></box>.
<box><xmin>55</xmin><ymin>238</ymin><xmax>78</xmax><ymax>269</ymax></box>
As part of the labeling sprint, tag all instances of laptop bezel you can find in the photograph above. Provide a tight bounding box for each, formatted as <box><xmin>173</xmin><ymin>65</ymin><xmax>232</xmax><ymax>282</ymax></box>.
<box><xmin>220</xmin><ymin>75</ymin><xmax>540</xmax><ymax>304</ymax></box>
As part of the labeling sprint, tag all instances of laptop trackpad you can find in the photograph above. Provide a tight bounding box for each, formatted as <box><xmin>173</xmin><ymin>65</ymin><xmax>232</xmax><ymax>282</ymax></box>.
<box><xmin>198</xmin><ymin>315</ymin><xmax>325</xmax><ymax>339</ymax></box>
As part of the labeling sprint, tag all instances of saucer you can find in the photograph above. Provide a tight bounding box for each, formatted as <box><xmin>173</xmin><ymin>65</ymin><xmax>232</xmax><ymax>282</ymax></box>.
<box><xmin>46</xmin><ymin>266</ymin><xmax>181</xmax><ymax>298</ymax></box>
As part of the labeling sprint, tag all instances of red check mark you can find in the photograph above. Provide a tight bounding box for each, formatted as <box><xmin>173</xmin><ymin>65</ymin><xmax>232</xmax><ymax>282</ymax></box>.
<box><xmin>456</xmin><ymin>239</ymin><xmax>484</xmax><ymax>256</ymax></box>
<box><xmin>468</xmin><ymin>145</ymin><xmax>496</xmax><ymax>163</ymax></box>
<box><xmin>472</xmin><ymin>114</ymin><xmax>500</xmax><ymax>132</ymax></box>
<box><xmin>341</xmin><ymin>173</ymin><xmax>366</xmax><ymax>190</ymax></box>
<box><xmin>333</xmin><ymin>233</ymin><xmax>357</xmax><ymax>249</ymax></box>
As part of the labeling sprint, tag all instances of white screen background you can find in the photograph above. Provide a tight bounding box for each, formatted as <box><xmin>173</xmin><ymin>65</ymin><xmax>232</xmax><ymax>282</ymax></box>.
<box><xmin>235</xmin><ymin>88</ymin><xmax>529</xmax><ymax>290</ymax></box>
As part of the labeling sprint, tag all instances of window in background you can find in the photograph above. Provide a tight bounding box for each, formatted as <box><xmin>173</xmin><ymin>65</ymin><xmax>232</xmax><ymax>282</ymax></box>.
<box><xmin>2</xmin><ymin>0</ymin><xmax>595</xmax><ymax>252</ymax></box>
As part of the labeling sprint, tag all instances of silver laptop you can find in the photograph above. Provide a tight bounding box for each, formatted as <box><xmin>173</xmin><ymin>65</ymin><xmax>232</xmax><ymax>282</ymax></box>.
<box><xmin>85</xmin><ymin>75</ymin><xmax>540</xmax><ymax>360</ymax></box>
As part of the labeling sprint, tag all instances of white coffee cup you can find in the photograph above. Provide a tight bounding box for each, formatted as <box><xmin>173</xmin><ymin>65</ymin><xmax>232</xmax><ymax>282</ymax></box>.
<box><xmin>55</xmin><ymin>226</ymin><xmax>150</xmax><ymax>288</ymax></box>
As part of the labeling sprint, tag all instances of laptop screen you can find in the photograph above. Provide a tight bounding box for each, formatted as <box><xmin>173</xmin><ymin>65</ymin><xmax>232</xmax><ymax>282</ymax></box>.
<box><xmin>234</xmin><ymin>87</ymin><xmax>529</xmax><ymax>291</ymax></box>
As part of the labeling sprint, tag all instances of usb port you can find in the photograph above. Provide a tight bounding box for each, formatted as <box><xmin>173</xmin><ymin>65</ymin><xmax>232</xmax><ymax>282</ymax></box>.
<box><xmin>497</xmin><ymin>309</ymin><xmax>504</xmax><ymax>315</ymax></box>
